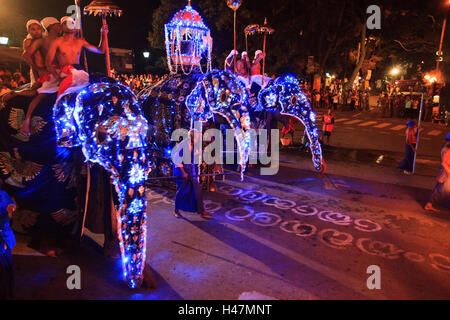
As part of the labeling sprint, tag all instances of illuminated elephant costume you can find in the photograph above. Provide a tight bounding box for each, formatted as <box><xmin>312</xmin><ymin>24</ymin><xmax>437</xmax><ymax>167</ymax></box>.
<box><xmin>54</xmin><ymin>81</ymin><xmax>151</xmax><ymax>289</ymax></box>
<box><xmin>138</xmin><ymin>69</ymin><xmax>251</xmax><ymax>179</ymax></box>
<box><xmin>255</xmin><ymin>75</ymin><xmax>324</xmax><ymax>172</ymax></box>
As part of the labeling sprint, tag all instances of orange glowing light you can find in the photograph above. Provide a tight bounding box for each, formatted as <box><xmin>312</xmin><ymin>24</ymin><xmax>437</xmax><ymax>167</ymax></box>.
<box><xmin>424</xmin><ymin>74</ymin><xmax>437</xmax><ymax>83</ymax></box>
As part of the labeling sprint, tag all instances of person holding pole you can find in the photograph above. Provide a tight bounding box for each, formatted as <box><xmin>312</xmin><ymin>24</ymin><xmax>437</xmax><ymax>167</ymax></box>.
<box><xmin>250</xmin><ymin>50</ymin><xmax>265</xmax><ymax>76</ymax></box>
<box><xmin>224</xmin><ymin>49</ymin><xmax>238</xmax><ymax>73</ymax></box>
<box><xmin>46</xmin><ymin>17</ymin><xmax>108</xmax><ymax>98</ymax></box>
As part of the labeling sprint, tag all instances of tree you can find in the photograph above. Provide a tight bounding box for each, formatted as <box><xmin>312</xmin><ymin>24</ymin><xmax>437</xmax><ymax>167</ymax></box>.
<box><xmin>147</xmin><ymin>0</ymin><xmax>447</xmax><ymax>82</ymax></box>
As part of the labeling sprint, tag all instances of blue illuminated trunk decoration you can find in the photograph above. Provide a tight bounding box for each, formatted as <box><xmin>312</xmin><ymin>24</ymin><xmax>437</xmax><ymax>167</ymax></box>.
<box><xmin>54</xmin><ymin>82</ymin><xmax>151</xmax><ymax>288</ymax></box>
<box><xmin>257</xmin><ymin>75</ymin><xmax>324</xmax><ymax>172</ymax></box>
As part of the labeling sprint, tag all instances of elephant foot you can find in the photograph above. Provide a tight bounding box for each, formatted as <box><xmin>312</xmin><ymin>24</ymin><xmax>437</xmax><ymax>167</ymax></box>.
<box><xmin>103</xmin><ymin>239</ymin><xmax>121</xmax><ymax>260</ymax></box>
<box><xmin>141</xmin><ymin>263</ymin><xmax>157</xmax><ymax>290</ymax></box>
<box><xmin>39</xmin><ymin>239</ymin><xmax>64</xmax><ymax>257</ymax></box>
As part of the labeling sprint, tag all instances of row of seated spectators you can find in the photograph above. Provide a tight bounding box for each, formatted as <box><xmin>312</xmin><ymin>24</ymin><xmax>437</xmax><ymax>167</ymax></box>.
<box><xmin>0</xmin><ymin>67</ymin><xmax>28</xmax><ymax>96</ymax></box>
<box><xmin>0</xmin><ymin>68</ymin><xmax>171</xmax><ymax>98</ymax></box>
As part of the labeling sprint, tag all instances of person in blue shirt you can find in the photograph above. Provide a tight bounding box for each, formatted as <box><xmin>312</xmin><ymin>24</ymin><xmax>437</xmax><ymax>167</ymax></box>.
<box><xmin>0</xmin><ymin>181</ymin><xmax>17</xmax><ymax>300</ymax></box>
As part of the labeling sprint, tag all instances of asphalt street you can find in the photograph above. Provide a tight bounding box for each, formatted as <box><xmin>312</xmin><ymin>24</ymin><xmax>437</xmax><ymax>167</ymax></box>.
<box><xmin>10</xmin><ymin>110</ymin><xmax>450</xmax><ymax>300</ymax></box>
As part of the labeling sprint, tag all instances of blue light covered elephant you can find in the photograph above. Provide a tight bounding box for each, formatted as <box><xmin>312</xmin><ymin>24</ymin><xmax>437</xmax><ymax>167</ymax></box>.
<box><xmin>138</xmin><ymin>69</ymin><xmax>252</xmax><ymax>179</ymax></box>
<box><xmin>54</xmin><ymin>81</ymin><xmax>151</xmax><ymax>289</ymax></box>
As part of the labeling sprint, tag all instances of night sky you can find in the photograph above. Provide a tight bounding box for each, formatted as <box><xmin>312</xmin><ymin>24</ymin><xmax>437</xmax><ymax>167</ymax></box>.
<box><xmin>2</xmin><ymin>0</ymin><xmax>156</xmax><ymax>48</ymax></box>
<box><xmin>1</xmin><ymin>0</ymin><xmax>448</xmax><ymax>76</ymax></box>
<box><xmin>1</xmin><ymin>0</ymin><xmax>159</xmax><ymax>72</ymax></box>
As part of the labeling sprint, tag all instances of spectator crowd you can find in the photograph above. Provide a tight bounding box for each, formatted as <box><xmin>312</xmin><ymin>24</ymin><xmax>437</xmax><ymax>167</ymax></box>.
<box><xmin>307</xmin><ymin>88</ymin><xmax>371</xmax><ymax>112</ymax></box>
<box><xmin>113</xmin><ymin>73</ymin><xmax>169</xmax><ymax>94</ymax></box>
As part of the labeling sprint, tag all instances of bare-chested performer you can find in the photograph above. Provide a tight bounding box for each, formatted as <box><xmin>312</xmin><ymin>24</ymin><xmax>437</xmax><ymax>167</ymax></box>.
<box><xmin>46</xmin><ymin>16</ymin><xmax>108</xmax><ymax>99</ymax></box>
<box><xmin>19</xmin><ymin>17</ymin><xmax>62</xmax><ymax>136</ymax></box>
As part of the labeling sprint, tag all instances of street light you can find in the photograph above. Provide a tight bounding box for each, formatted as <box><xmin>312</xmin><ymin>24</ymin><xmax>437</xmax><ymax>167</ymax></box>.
<box><xmin>0</xmin><ymin>37</ymin><xmax>8</xmax><ymax>45</ymax></box>
<box><xmin>143</xmin><ymin>51</ymin><xmax>150</xmax><ymax>59</ymax></box>
<box><xmin>390</xmin><ymin>67</ymin><xmax>400</xmax><ymax>76</ymax></box>
<box><xmin>425</xmin><ymin>74</ymin><xmax>437</xmax><ymax>83</ymax></box>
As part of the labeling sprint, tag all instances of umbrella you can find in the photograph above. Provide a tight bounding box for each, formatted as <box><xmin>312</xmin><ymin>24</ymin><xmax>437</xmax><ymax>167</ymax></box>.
<box><xmin>257</xmin><ymin>18</ymin><xmax>274</xmax><ymax>86</ymax></box>
<box><xmin>84</xmin><ymin>0</ymin><xmax>123</xmax><ymax>77</ymax></box>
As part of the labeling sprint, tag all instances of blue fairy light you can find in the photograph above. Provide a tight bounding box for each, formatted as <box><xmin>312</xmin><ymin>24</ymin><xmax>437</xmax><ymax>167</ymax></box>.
<box><xmin>128</xmin><ymin>163</ymin><xmax>146</xmax><ymax>185</ymax></box>
<box><xmin>186</xmin><ymin>70</ymin><xmax>252</xmax><ymax>177</ymax></box>
<box><xmin>127</xmin><ymin>198</ymin><xmax>145</xmax><ymax>215</ymax></box>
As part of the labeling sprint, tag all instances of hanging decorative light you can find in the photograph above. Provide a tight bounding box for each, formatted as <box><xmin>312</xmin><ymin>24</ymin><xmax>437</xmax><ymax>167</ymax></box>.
<box><xmin>226</xmin><ymin>0</ymin><xmax>242</xmax><ymax>11</ymax></box>
<box><xmin>244</xmin><ymin>24</ymin><xmax>260</xmax><ymax>56</ymax></box>
<box><xmin>164</xmin><ymin>1</ymin><xmax>212</xmax><ymax>75</ymax></box>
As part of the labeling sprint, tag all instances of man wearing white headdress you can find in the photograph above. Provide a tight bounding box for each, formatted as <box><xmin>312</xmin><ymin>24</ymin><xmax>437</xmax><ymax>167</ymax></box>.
<box><xmin>249</xmin><ymin>50</ymin><xmax>271</xmax><ymax>89</ymax></box>
<box><xmin>46</xmin><ymin>16</ymin><xmax>108</xmax><ymax>99</ymax></box>
<box><xmin>2</xmin><ymin>20</ymin><xmax>46</xmax><ymax>105</ymax></box>
<box><xmin>20</xmin><ymin>17</ymin><xmax>63</xmax><ymax>136</ymax></box>
<box><xmin>23</xmin><ymin>18</ymin><xmax>62</xmax><ymax>87</ymax></box>
<box><xmin>250</xmin><ymin>50</ymin><xmax>264</xmax><ymax>76</ymax></box>
<box><xmin>23</xmin><ymin>20</ymin><xmax>44</xmax><ymax>86</ymax></box>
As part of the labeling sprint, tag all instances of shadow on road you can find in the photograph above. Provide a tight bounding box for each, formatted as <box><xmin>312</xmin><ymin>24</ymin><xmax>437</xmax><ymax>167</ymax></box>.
<box><xmin>12</xmin><ymin>235</ymin><xmax>182</xmax><ymax>300</ymax></box>
<box><xmin>182</xmin><ymin>217</ymin><xmax>370</xmax><ymax>299</ymax></box>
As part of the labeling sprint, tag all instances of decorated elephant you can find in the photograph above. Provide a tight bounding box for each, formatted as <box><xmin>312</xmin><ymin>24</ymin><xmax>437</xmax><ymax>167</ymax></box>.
<box><xmin>138</xmin><ymin>69</ymin><xmax>252</xmax><ymax>180</ymax></box>
<box><xmin>53</xmin><ymin>80</ymin><xmax>151</xmax><ymax>289</ymax></box>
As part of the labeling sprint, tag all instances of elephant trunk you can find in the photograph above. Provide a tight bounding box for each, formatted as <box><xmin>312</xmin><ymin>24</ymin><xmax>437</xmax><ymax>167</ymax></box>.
<box><xmin>302</xmin><ymin>119</ymin><xmax>323</xmax><ymax>172</ymax></box>
<box><xmin>111</xmin><ymin>148</ymin><xmax>150</xmax><ymax>289</ymax></box>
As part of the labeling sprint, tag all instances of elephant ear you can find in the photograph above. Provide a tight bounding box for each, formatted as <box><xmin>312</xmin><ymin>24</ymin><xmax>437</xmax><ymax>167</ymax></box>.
<box><xmin>0</xmin><ymin>152</ymin><xmax>14</xmax><ymax>176</ymax></box>
<box><xmin>186</xmin><ymin>75</ymin><xmax>214</xmax><ymax>122</ymax></box>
